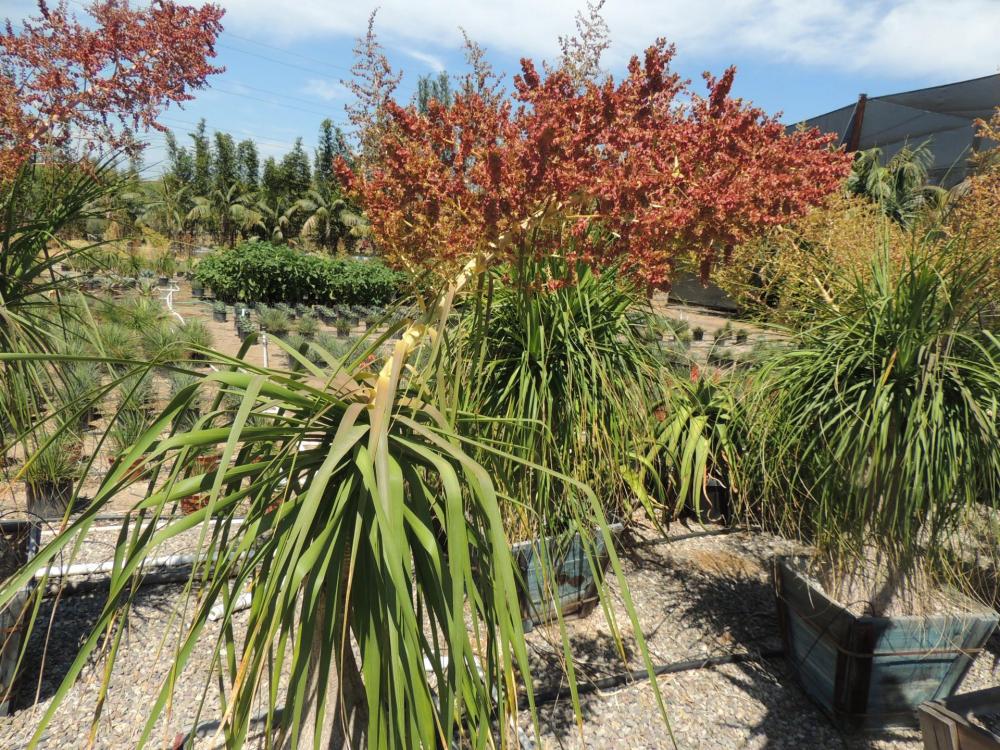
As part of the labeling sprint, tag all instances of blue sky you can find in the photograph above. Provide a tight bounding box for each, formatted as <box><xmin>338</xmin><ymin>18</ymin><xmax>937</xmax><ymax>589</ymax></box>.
<box><xmin>6</xmin><ymin>0</ymin><xmax>1000</xmax><ymax>174</ymax></box>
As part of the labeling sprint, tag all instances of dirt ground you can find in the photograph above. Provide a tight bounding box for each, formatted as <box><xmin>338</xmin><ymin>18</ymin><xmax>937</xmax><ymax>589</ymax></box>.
<box><xmin>0</xmin><ymin>278</ymin><xmax>752</xmax><ymax>520</ymax></box>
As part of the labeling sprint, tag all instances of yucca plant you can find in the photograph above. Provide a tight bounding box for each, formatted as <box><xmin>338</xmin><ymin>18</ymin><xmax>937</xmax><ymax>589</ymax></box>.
<box><xmin>108</xmin><ymin>295</ymin><xmax>164</xmax><ymax>332</ymax></box>
<box><xmin>20</xmin><ymin>429</ymin><xmax>84</xmax><ymax>518</ymax></box>
<box><xmin>115</xmin><ymin>371</ymin><xmax>155</xmax><ymax>415</ymax></box>
<box><xmin>105</xmin><ymin>406</ymin><xmax>151</xmax><ymax>461</ymax></box>
<box><xmin>140</xmin><ymin>321</ymin><xmax>186</xmax><ymax>364</ymax></box>
<box><xmin>91</xmin><ymin>321</ymin><xmax>141</xmax><ymax>366</ymax></box>
<box><xmin>744</xmin><ymin>244</ymin><xmax>1000</xmax><ymax>613</ymax></box>
<box><xmin>178</xmin><ymin>318</ymin><xmax>214</xmax><ymax>359</ymax></box>
<box><xmin>0</xmin><ymin>304</ymin><xmax>549</xmax><ymax>749</ymax></box>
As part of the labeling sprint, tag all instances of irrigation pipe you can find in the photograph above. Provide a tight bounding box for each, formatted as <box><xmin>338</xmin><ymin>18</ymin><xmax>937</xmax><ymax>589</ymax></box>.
<box><xmin>519</xmin><ymin>647</ymin><xmax>785</xmax><ymax>709</ymax></box>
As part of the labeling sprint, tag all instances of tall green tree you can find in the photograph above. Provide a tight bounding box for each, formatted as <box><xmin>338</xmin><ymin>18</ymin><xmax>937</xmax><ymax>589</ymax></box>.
<box><xmin>237</xmin><ymin>138</ymin><xmax>259</xmax><ymax>190</ymax></box>
<box><xmin>314</xmin><ymin>119</ymin><xmax>351</xmax><ymax>193</ymax></box>
<box><xmin>280</xmin><ymin>137</ymin><xmax>312</xmax><ymax>197</ymax></box>
<box><xmin>213</xmin><ymin>132</ymin><xmax>239</xmax><ymax>193</ymax></box>
<box><xmin>189</xmin><ymin>118</ymin><xmax>212</xmax><ymax>198</ymax></box>
<box><xmin>164</xmin><ymin>131</ymin><xmax>194</xmax><ymax>186</ymax></box>
<box><xmin>260</xmin><ymin>156</ymin><xmax>284</xmax><ymax>204</ymax></box>
<box><xmin>280</xmin><ymin>138</ymin><xmax>312</xmax><ymax>237</ymax></box>
<box><xmin>414</xmin><ymin>71</ymin><xmax>451</xmax><ymax>114</ymax></box>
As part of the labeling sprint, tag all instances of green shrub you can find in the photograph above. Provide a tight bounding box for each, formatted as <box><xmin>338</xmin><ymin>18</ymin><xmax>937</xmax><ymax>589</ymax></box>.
<box><xmin>296</xmin><ymin>314</ymin><xmax>319</xmax><ymax>339</ymax></box>
<box><xmin>194</xmin><ymin>241</ymin><xmax>404</xmax><ymax>306</ymax></box>
<box><xmin>257</xmin><ymin>306</ymin><xmax>291</xmax><ymax>336</ymax></box>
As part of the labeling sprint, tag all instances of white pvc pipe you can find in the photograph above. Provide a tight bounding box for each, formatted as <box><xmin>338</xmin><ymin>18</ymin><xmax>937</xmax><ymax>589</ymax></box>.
<box><xmin>33</xmin><ymin>551</ymin><xmax>210</xmax><ymax>580</ymax></box>
<box><xmin>208</xmin><ymin>590</ymin><xmax>252</xmax><ymax>621</ymax></box>
<box><xmin>161</xmin><ymin>283</ymin><xmax>185</xmax><ymax>324</ymax></box>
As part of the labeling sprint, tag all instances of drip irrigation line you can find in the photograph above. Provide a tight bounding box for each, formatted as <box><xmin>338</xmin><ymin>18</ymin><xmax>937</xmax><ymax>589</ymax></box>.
<box><xmin>520</xmin><ymin>648</ymin><xmax>785</xmax><ymax>709</ymax></box>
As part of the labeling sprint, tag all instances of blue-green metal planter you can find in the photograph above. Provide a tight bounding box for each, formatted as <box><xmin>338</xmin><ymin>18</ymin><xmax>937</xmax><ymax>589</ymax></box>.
<box><xmin>774</xmin><ymin>556</ymin><xmax>999</xmax><ymax>732</ymax></box>
<box><xmin>513</xmin><ymin>523</ymin><xmax>622</xmax><ymax>632</ymax></box>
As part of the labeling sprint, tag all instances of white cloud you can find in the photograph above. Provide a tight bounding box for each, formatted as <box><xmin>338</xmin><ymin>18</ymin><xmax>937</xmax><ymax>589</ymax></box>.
<box><xmin>220</xmin><ymin>0</ymin><xmax>1000</xmax><ymax>80</ymax></box>
<box><xmin>301</xmin><ymin>78</ymin><xmax>349</xmax><ymax>101</ymax></box>
<box><xmin>404</xmin><ymin>49</ymin><xmax>446</xmax><ymax>73</ymax></box>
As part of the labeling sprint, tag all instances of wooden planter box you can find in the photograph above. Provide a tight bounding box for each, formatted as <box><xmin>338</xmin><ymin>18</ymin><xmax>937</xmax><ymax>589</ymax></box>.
<box><xmin>512</xmin><ymin>523</ymin><xmax>622</xmax><ymax>632</ymax></box>
<box><xmin>0</xmin><ymin>520</ymin><xmax>40</xmax><ymax>715</ymax></box>
<box><xmin>919</xmin><ymin>687</ymin><xmax>1000</xmax><ymax>749</ymax></box>
<box><xmin>774</xmin><ymin>556</ymin><xmax>999</xmax><ymax>732</ymax></box>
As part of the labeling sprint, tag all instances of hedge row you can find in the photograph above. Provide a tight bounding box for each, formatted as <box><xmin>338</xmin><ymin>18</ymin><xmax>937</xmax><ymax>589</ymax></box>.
<box><xmin>194</xmin><ymin>242</ymin><xmax>404</xmax><ymax>306</ymax></box>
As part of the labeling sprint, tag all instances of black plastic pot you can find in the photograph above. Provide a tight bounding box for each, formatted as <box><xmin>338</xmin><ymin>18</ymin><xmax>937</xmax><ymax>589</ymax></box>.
<box><xmin>213</xmin><ymin>310</ymin><xmax>227</xmax><ymax>322</ymax></box>
<box><xmin>773</xmin><ymin>556</ymin><xmax>999</xmax><ymax>731</ymax></box>
<box><xmin>25</xmin><ymin>479</ymin><xmax>75</xmax><ymax>519</ymax></box>
<box><xmin>191</xmin><ymin>282</ymin><xmax>204</xmax><ymax>299</ymax></box>
<box><xmin>681</xmin><ymin>476</ymin><xmax>732</xmax><ymax>525</ymax></box>
<box><xmin>0</xmin><ymin>520</ymin><xmax>40</xmax><ymax>715</ymax></box>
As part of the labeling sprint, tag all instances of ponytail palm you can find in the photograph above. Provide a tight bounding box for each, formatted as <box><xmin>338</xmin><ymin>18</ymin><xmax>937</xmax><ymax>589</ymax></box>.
<box><xmin>744</xmin><ymin>244</ymin><xmax>1000</xmax><ymax>612</ymax></box>
<box><xmin>1</xmin><ymin>312</ymin><xmax>535</xmax><ymax>748</ymax></box>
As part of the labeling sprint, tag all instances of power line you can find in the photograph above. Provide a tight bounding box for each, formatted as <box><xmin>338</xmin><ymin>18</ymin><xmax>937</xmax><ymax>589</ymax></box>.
<box><xmin>229</xmin><ymin>81</ymin><xmax>347</xmax><ymax>111</ymax></box>
<box><xmin>217</xmin><ymin>42</ymin><xmax>349</xmax><ymax>80</ymax></box>
<box><xmin>211</xmin><ymin>86</ymin><xmax>335</xmax><ymax>119</ymax></box>
<box><xmin>222</xmin><ymin>31</ymin><xmax>354</xmax><ymax>75</ymax></box>
<box><xmin>155</xmin><ymin>116</ymin><xmax>304</xmax><ymax>151</ymax></box>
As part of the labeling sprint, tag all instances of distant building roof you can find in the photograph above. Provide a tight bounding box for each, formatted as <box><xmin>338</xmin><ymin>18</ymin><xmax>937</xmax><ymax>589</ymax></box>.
<box><xmin>794</xmin><ymin>74</ymin><xmax>1000</xmax><ymax>186</ymax></box>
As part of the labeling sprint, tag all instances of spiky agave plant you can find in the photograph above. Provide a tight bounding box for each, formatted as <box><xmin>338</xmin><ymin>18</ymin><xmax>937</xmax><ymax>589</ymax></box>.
<box><xmin>743</xmin><ymin>242</ymin><xmax>1000</xmax><ymax>613</ymax></box>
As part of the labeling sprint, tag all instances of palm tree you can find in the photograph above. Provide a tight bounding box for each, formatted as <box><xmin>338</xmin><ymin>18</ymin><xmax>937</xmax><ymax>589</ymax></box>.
<box><xmin>289</xmin><ymin>188</ymin><xmax>369</xmax><ymax>253</ymax></box>
<box><xmin>846</xmin><ymin>143</ymin><xmax>953</xmax><ymax>227</ymax></box>
<box><xmin>141</xmin><ymin>178</ymin><xmax>192</xmax><ymax>251</ymax></box>
<box><xmin>187</xmin><ymin>183</ymin><xmax>265</xmax><ymax>247</ymax></box>
<box><xmin>257</xmin><ymin>194</ymin><xmax>293</xmax><ymax>244</ymax></box>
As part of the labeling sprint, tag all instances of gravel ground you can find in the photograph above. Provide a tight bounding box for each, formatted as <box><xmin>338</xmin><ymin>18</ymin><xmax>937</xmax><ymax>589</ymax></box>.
<box><xmin>516</xmin><ymin>519</ymin><xmax>1000</xmax><ymax>750</ymax></box>
<box><xmin>0</xmin><ymin>518</ymin><xmax>996</xmax><ymax>749</ymax></box>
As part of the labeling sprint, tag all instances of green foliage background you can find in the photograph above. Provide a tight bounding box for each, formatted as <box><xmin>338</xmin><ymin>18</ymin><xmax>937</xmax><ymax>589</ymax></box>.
<box><xmin>194</xmin><ymin>241</ymin><xmax>404</xmax><ymax>306</ymax></box>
